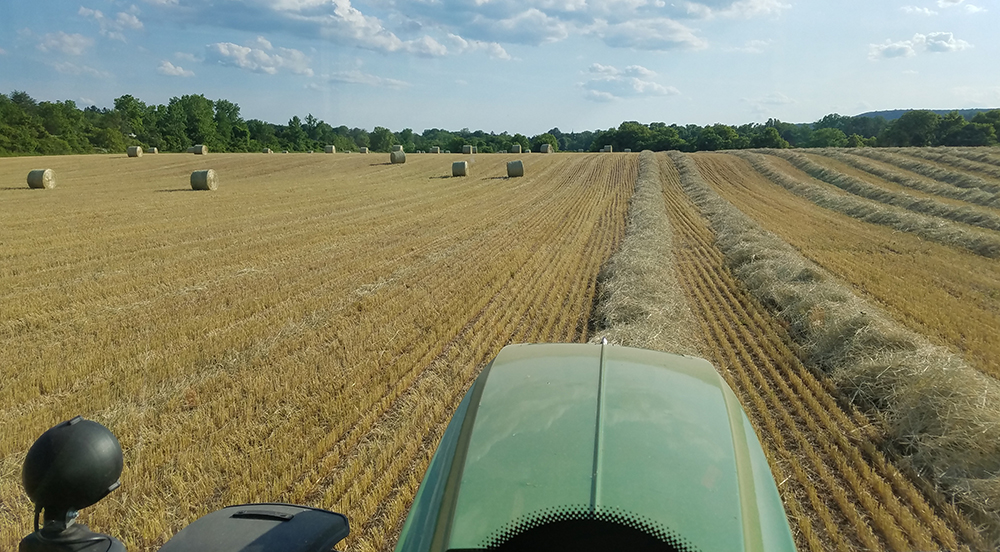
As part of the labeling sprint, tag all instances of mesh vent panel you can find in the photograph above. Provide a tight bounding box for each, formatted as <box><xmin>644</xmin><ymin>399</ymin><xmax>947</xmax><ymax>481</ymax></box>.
<box><xmin>481</xmin><ymin>504</ymin><xmax>697</xmax><ymax>552</ymax></box>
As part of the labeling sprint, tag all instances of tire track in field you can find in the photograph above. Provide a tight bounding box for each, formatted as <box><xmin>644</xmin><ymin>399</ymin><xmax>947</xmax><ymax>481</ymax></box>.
<box><xmin>659</xmin><ymin>153</ymin><xmax>981</xmax><ymax>552</ymax></box>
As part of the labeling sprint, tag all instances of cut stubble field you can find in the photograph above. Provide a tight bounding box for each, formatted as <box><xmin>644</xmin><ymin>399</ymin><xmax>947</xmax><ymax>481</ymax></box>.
<box><xmin>0</xmin><ymin>152</ymin><xmax>635</xmax><ymax>551</ymax></box>
<box><xmin>2</xmin><ymin>148</ymin><xmax>997</xmax><ymax>552</ymax></box>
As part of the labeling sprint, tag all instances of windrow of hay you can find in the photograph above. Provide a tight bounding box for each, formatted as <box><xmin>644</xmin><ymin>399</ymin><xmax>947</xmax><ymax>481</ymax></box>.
<box><xmin>733</xmin><ymin>151</ymin><xmax>1000</xmax><ymax>258</ymax></box>
<box><xmin>390</xmin><ymin>151</ymin><xmax>406</xmax><ymax>164</ymax></box>
<box><xmin>589</xmin><ymin>151</ymin><xmax>701</xmax><ymax>355</ymax></box>
<box><xmin>670</xmin><ymin>150</ymin><xmax>1000</xmax><ymax>544</ymax></box>
<box><xmin>26</xmin><ymin>169</ymin><xmax>55</xmax><ymax>189</ymax></box>
<box><xmin>452</xmin><ymin>161</ymin><xmax>468</xmax><ymax>177</ymax></box>
<box><xmin>815</xmin><ymin>149</ymin><xmax>1000</xmax><ymax>209</ymax></box>
<box><xmin>849</xmin><ymin>148</ymin><xmax>1000</xmax><ymax>195</ymax></box>
<box><xmin>767</xmin><ymin>149</ymin><xmax>1000</xmax><ymax>231</ymax></box>
<box><xmin>127</xmin><ymin>146</ymin><xmax>143</xmax><ymax>158</ymax></box>
<box><xmin>899</xmin><ymin>147</ymin><xmax>1000</xmax><ymax>182</ymax></box>
<box><xmin>952</xmin><ymin>147</ymin><xmax>1000</xmax><ymax>168</ymax></box>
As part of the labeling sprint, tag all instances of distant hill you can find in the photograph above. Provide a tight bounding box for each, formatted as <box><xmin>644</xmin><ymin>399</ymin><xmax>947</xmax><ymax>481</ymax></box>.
<box><xmin>855</xmin><ymin>108</ymin><xmax>999</xmax><ymax>121</ymax></box>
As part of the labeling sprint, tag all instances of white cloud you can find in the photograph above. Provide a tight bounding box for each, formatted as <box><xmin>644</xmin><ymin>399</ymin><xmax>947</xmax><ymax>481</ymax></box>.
<box><xmin>936</xmin><ymin>0</ymin><xmax>963</xmax><ymax>6</ymax></box>
<box><xmin>936</xmin><ymin>0</ymin><xmax>986</xmax><ymax>11</ymax></box>
<box><xmin>206</xmin><ymin>36</ymin><xmax>314</xmax><ymax>76</ymax></box>
<box><xmin>742</xmin><ymin>92</ymin><xmax>795</xmax><ymax>116</ymax></box>
<box><xmin>901</xmin><ymin>6</ymin><xmax>938</xmax><ymax>15</ymax></box>
<box><xmin>79</xmin><ymin>6</ymin><xmax>144</xmax><ymax>42</ymax></box>
<box><xmin>79</xmin><ymin>97</ymin><xmax>96</xmax><ymax>105</ymax></box>
<box><xmin>158</xmin><ymin>60</ymin><xmax>194</xmax><ymax>76</ymax></box>
<box><xmin>593</xmin><ymin>18</ymin><xmax>707</xmax><ymax>50</ymax></box>
<box><xmin>174</xmin><ymin>51</ymin><xmax>199</xmax><ymax>62</ymax></box>
<box><xmin>51</xmin><ymin>61</ymin><xmax>110</xmax><ymax>78</ymax></box>
<box><xmin>916</xmin><ymin>31</ymin><xmax>972</xmax><ymax>52</ymax></box>
<box><xmin>683</xmin><ymin>0</ymin><xmax>790</xmax><ymax>19</ymax></box>
<box><xmin>37</xmin><ymin>32</ymin><xmax>94</xmax><ymax>55</ymax></box>
<box><xmin>327</xmin><ymin>70</ymin><xmax>409</xmax><ymax>88</ymax></box>
<box><xmin>582</xmin><ymin>63</ymin><xmax>680</xmax><ymax>101</ymax></box>
<box><xmin>143</xmin><ymin>0</ymin><xmax>178</xmax><ymax>5</ymax></box>
<box><xmin>869</xmin><ymin>31</ymin><xmax>970</xmax><ymax>59</ymax></box>
<box><xmin>728</xmin><ymin>38</ymin><xmax>772</xmax><ymax>53</ymax></box>
<box><xmin>0</xmin><ymin>48</ymin><xmax>6</xmax><ymax>55</ymax></box>
<box><xmin>446</xmin><ymin>34</ymin><xmax>511</xmax><ymax>59</ymax></box>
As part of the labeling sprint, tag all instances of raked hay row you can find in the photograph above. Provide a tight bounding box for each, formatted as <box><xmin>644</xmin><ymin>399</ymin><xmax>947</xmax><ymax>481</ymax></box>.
<box><xmin>1</xmin><ymin>147</ymin><xmax>998</xmax><ymax>552</ymax></box>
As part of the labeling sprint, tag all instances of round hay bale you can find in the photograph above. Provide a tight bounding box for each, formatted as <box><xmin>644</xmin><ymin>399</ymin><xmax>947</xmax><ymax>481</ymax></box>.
<box><xmin>604</xmin><ymin>145</ymin><xmax>613</xmax><ymax>152</ymax></box>
<box><xmin>510</xmin><ymin>144</ymin><xmax>522</xmax><ymax>154</ymax></box>
<box><xmin>445</xmin><ymin>150</ymin><xmax>451</xmax><ymax>154</ymax></box>
<box><xmin>146</xmin><ymin>147</ymin><xmax>158</xmax><ymax>154</ymax></box>
<box><xmin>462</xmin><ymin>145</ymin><xmax>473</xmax><ymax>154</ymax></box>
<box><xmin>390</xmin><ymin>150</ymin><xmax>406</xmax><ymax>164</ymax></box>
<box><xmin>540</xmin><ymin>143</ymin><xmax>552</xmax><ymax>153</ymax></box>
<box><xmin>187</xmin><ymin>147</ymin><xmax>196</xmax><ymax>153</ymax></box>
<box><xmin>392</xmin><ymin>145</ymin><xmax>404</xmax><ymax>152</ymax></box>
<box><xmin>191</xmin><ymin>144</ymin><xmax>208</xmax><ymax>155</ymax></box>
<box><xmin>507</xmin><ymin>160</ymin><xmax>524</xmax><ymax>178</ymax></box>
<box><xmin>452</xmin><ymin>161</ymin><xmax>468</xmax><ymax>177</ymax></box>
<box><xmin>27</xmin><ymin>169</ymin><xmax>56</xmax><ymax>189</ymax></box>
<box><xmin>308</xmin><ymin>150</ymin><xmax>314</xmax><ymax>154</ymax></box>
<box><xmin>359</xmin><ymin>147</ymin><xmax>369</xmax><ymax>154</ymax></box>
<box><xmin>127</xmin><ymin>146</ymin><xmax>143</xmax><ymax>158</ymax></box>
<box><xmin>430</xmin><ymin>146</ymin><xmax>440</xmax><ymax>153</ymax></box>
<box><xmin>190</xmin><ymin>169</ymin><xmax>218</xmax><ymax>191</ymax></box>
<box><xmin>624</xmin><ymin>148</ymin><xmax>632</xmax><ymax>153</ymax></box>
<box><xmin>325</xmin><ymin>145</ymin><xmax>336</xmax><ymax>153</ymax></box>
<box><xmin>282</xmin><ymin>150</ymin><xmax>289</xmax><ymax>154</ymax></box>
<box><xmin>263</xmin><ymin>148</ymin><xmax>272</xmax><ymax>154</ymax></box>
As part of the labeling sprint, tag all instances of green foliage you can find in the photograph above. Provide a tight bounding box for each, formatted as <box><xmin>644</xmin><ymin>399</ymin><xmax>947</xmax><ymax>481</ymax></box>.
<box><xmin>750</xmin><ymin>127</ymin><xmax>790</xmax><ymax>149</ymax></box>
<box><xmin>531</xmin><ymin>133</ymin><xmax>558</xmax><ymax>152</ymax></box>
<box><xmin>1</xmin><ymin>90</ymin><xmax>997</xmax><ymax>157</ymax></box>
<box><xmin>807</xmin><ymin>127</ymin><xmax>848</xmax><ymax>148</ymax></box>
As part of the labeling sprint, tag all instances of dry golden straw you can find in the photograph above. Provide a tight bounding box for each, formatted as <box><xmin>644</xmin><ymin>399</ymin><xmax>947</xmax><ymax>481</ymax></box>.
<box><xmin>190</xmin><ymin>169</ymin><xmax>218</xmax><ymax>191</ymax></box>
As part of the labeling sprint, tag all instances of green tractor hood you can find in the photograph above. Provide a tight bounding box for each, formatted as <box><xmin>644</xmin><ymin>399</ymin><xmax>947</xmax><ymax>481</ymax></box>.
<box><xmin>395</xmin><ymin>343</ymin><xmax>796</xmax><ymax>552</ymax></box>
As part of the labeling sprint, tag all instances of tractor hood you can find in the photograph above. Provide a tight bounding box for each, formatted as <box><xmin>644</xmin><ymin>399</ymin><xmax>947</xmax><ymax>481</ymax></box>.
<box><xmin>395</xmin><ymin>343</ymin><xmax>796</xmax><ymax>552</ymax></box>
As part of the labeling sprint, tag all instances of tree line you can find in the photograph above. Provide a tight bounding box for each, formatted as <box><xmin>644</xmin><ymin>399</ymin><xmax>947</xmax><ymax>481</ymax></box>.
<box><xmin>1</xmin><ymin>90</ymin><xmax>998</xmax><ymax>157</ymax></box>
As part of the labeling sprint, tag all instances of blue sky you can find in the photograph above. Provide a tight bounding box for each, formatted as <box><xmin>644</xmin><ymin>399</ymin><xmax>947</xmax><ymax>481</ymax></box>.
<box><xmin>0</xmin><ymin>0</ymin><xmax>995</xmax><ymax>134</ymax></box>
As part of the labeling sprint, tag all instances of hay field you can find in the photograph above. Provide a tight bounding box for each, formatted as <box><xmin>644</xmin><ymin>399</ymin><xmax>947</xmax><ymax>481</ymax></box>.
<box><xmin>0</xmin><ymin>152</ymin><xmax>635</xmax><ymax>551</ymax></box>
<box><xmin>691</xmin><ymin>151</ymin><xmax>1000</xmax><ymax>381</ymax></box>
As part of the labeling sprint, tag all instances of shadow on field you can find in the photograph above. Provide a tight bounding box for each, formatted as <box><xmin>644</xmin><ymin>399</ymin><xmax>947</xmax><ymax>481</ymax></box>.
<box><xmin>1</xmin><ymin>187</ymin><xmax>38</xmax><ymax>191</ymax></box>
<box><xmin>368</xmin><ymin>162</ymin><xmax>394</xmax><ymax>166</ymax></box>
<box><xmin>155</xmin><ymin>188</ymin><xmax>199</xmax><ymax>193</ymax></box>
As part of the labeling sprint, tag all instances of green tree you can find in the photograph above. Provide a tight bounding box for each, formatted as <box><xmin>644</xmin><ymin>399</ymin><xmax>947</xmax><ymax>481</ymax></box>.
<box><xmin>807</xmin><ymin>127</ymin><xmax>848</xmax><ymax>148</ymax></box>
<box><xmin>531</xmin><ymin>133</ymin><xmax>558</xmax><ymax>152</ymax></box>
<box><xmin>370</xmin><ymin>126</ymin><xmax>394</xmax><ymax>152</ymax></box>
<box><xmin>879</xmin><ymin>110</ymin><xmax>941</xmax><ymax>147</ymax></box>
<box><xmin>750</xmin><ymin>127</ymin><xmax>790</xmax><ymax>149</ymax></box>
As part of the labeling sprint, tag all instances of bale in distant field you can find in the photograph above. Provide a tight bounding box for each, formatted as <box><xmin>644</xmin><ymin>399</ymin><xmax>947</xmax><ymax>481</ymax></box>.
<box><xmin>445</xmin><ymin>150</ymin><xmax>451</xmax><ymax>154</ymax></box>
<box><xmin>472</xmin><ymin>146</ymin><xmax>478</xmax><ymax>154</ymax></box>
<box><xmin>359</xmin><ymin>147</ymin><xmax>369</xmax><ymax>154</ymax></box>
<box><xmin>462</xmin><ymin>145</ymin><xmax>473</xmax><ymax>154</ymax></box>
<box><xmin>127</xmin><ymin>146</ymin><xmax>143</xmax><ymax>158</ymax></box>
<box><xmin>430</xmin><ymin>146</ymin><xmax>440</xmax><ymax>153</ymax></box>
<box><xmin>263</xmin><ymin>148</ymin><xmax>272</xmax><ymax>153</ymax></box>
<box><xmin>308</xmin><ymin>150</ymin><xmax>314</xmax><ymax>154</ymax></box>
<box><xmin>146</xmin><ymin>147</ymin><xmax>158</xmax><ymax>154</ymax></box>
<box><xmin>624</xmin><ymin>148</ymin><xmax>632</xmax><ymax>153</ymax></box>
<box><xmin>27</xmin><ymin>169</ymin><xmax>56</xmax><ymax>189</ymax></box>
<box><xmin>604</xmin><ymin>145</ymin><xmax>613</xmax><ymax>152</ymax></box>
<box><xmin>507</xmin><ymin>160</ymin><xmax>524</xmax><ymax>178</ymax></box>
<box><xmin>390</xmin><ymin>150</ymin><xmax>406</xmax><ymax>164</ymax></box>
<box><xmin>325</xmin><ymin>145</ymin><xmax>336</xmax><ymax>153</ymax></box>
<box><xmin>190</xmin><ymin>144</ymin><xmax>208</xmax><ymax>155</ymax></box>
<box><xmin>392</xmin><ymin>145</ymin><xmax>403</xmax><ymax>152</ymax></box>
<box><xmin>452</xmin><ymin>161</ymin><xmax>468</xmax><ymax>177</ymax></box>
<box><xmin>190</xmin><ymin>169</ymin><xmax>218</xmax><ymax>191</ymax></box>
<box><xmin>187</xmin><ymin>147</ymin><xmax>196</xmax><ymax>153</ymax></box>
<box><xmin>283</xmin><ymin>150</ymin><xmax>289</xmax><ymax>154</ymax></box>
<box><xmin>540</xmin><ymin>143</ymin><xmax>552</xmax><ymax>153</ymax></box>
<box><xmin>511</xmin><ymin>144</ymin><xmax>522</xmax><ymax>154</ymax></box>
<box><xmin>578</xmin><ymin>149</ymin><xmax>584</xmax><ymax>152</ymax></box>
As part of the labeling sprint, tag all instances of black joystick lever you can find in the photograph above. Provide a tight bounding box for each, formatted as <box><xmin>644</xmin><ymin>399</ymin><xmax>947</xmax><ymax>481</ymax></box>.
<box><xmin>19</xmin><ymin>416</ymin><xmax>127</xmax><ymax>552</ymax></box>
